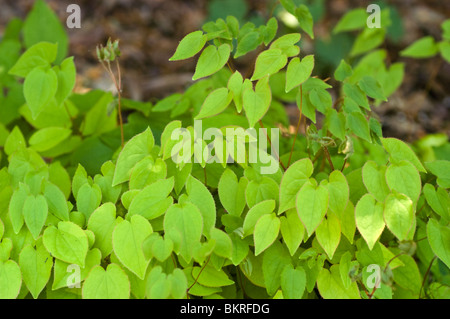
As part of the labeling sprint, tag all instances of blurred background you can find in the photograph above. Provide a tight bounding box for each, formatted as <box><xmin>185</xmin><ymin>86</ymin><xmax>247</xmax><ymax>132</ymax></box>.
<box><xmin>1</xmin><ymin>0</ymin><xmax>449</xmax><ymax>143</ymax></box>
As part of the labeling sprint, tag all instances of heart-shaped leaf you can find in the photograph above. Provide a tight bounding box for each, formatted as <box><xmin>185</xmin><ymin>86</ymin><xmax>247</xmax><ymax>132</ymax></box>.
<box><xmin>0</xmin><ymin>260</ymin><xmax>22</xmax><ymax>299</ymax></box>
<box><xmin>296</xmin><ymin>181</ymin><xmax>329</xmax><ymax>237</ymax></box>
<box><xmin>112</xmin><ymin>215</ymin><xmax>152</xmax><ymax>279</ymax></box>
<box><xmin>285</xmin><ymin>55</ymin><xmax>314</xmax><ymax>92</ymax></box>
<box><xmin>355</xmin><ymin>194</ymin><xmax>385</xmax><ymax>250</ymax></box>
<box><xmin>43</xmin><ymin>221</ymin><xmax>89</xmax><ymax>267</ymax></box>
<box><xmin>384</xmin><ymin>192</ymin><xmax>414</xmax><ymax>241</ymax></box>
<box><xmin>243</xmin><ymin>76</ymin><xmax>271</xmax><ymax>127</ymax></box>
<box><xmin>82</xmin><ymin>263</ymin><xmax>130</xmax><ymax>299</ymax></box>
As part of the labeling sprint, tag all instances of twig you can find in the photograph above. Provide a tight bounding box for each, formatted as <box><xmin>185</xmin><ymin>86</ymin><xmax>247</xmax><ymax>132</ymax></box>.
<box><xmin>420</xmin><ymin>256</ymin><xmax>437</xmax><ymax>299</ymax></box>
<box><xmin>323</xmin><ymin>146</ymin><xmax>335</xmax><ymax>171</ymax></box>
<box><xmin>187</xmin><ymin>255</ymin><xmax>211</xmax><ymax>294</ymax></box>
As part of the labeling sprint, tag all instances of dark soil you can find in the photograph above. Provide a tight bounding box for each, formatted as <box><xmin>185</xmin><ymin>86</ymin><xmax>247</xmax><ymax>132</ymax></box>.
<box><xmin>1</xmin><ymin>0</ymin><xmax>449</xmax><ymax>142</ymax></box>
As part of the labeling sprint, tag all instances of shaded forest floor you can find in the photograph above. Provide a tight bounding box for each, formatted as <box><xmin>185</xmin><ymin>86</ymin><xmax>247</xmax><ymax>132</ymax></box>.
<box><xmin>1</xmin><ymin>0</ymin><xmax>449</xmax><ymax>142</ymax></box>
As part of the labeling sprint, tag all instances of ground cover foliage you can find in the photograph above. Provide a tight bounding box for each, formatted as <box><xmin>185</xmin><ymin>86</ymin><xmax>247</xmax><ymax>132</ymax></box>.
<box><xmin>0</xmin><ymin>0</ymin><xmax>449</xmax><ymax>299</ymax></box>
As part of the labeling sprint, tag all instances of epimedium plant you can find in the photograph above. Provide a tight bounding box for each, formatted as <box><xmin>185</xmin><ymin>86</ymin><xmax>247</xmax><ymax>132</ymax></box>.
<box><xmin>0</xmin><ymin>0</ymin><xmax>449</xmax><ymax>299</ymax></box>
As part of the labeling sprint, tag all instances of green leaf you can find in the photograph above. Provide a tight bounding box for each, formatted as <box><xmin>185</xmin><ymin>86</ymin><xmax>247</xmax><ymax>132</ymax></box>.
<box><xmin>316</xmin><ymin>213</ymin><xmax>341</xmax><ymax>260</ymax></box>
<box><xmin>95</xmin><ymin>161</ymin><xmax>123</xmax><ymax>203</ymax></box>
<box><xmin>262</xmin><ymin>241</ymin><xmax>292</xmax><ymax>296</ymax></box>
<box><xmin>423</xmin><ymin>184</ymin><xmax>450</xmax><ymax>219</ymax></box>
<box><xmin>164</xmin><ymin>202</ymin><xmax>203</xmax><ymax>263</ymax></box>
<box><xmin>400</xmin><ymin>36</ymin><xmax>439</xmax><ymax>59</ymax></box>
<box><xmin>385</xmin><ymin>160</ymin><xmax>421</xmax><ymax>204</ymax></box>
<box><xmin>71</xmin><ymin>165</ymin><xmax>89</xmax><ymax>201</ymax></box>
<box><xmin>193</xmin><ymin>44</ymin><xmax>231</xmax><ymax>80</ymax></box>
<box><xmin>243</xmin><ymin>200</ymin><xmax>276</xmax><ymax>237</ymax></box>
<box><xmin>53</xmin><ymin>248</ymin><xmax>101</xmax><ymax>290</ymax></box>
<box><xmin>439</xmin><ymin>41</ymin><xmax>450</xmax><ymax>63</ymax></box>
<box><xmin>192</xmin><ymin>265</ymin><xmax>234</xmax><ymax>287</ymax></box>
<box><xmin>425</xmin><ymin>160</ymin><xmax>450</xmax><ymax>189</ymax></box>
<box><xmin>9</xmin><ymin>42</ymin><xmax>57</xmax><ymax>77</ymax></box>
<box><xmin>0</xmin><ymin>238</ymin><xmax>12</xmax><ymax>262</ymax></box>
<box><xmin>391</xmin><ymin>253</ymin><xmax>422</xmax><ymax>295</ymax></box>
<box><xmin>317</xmin><ymin>265</ymin><xmax>360</xmax><ymax>299</ymax></box>
<box><xmin>218</xmin><ymin>169</ymin><xmax>247</xmax><ymax>216</ymax></box>
<box><xmin>326</xmin><ymin>170</ymin><xmax>349</xmax><ymax>216</ymax></box>
<box><xmin>76</xmin><ymin>183</ymin><xmax>102</xmax><ymax>220</ymax></box>
<box><xmin>29</xmin><ymin>127</ymin><xmax>71</xmax><ymax>152</ymax></box>
<box><xmin>243</xmin><ymin>76</ymin><xmax>272</xmax><ymax>127</ymax></box>
<box><xmin>146</xmin><ymin>266</ymin><xmax>171</xmax><ymax>299</ymax></box>
<box><xmin>362</xmin><ymin>161</ymin><xmax>390</xmax><ymax>202</ymax></box>
<box><xmin>0</xmin><ymin>260</ymin><xmax>22</xmax><ymax>299</ymax></box>
<box><xmin>186</xmin><ymin>176</ymin><xmax>216</xmax><ymax>238</ymax></box>
<box><xmin>42</xmin><ymin>181</ymin><xmax>69</xmax><ymax>221</ymax></box>
<box><xmin>339</xmin><ymin>252</ymin><xmax>354</xmax><ymax>289</ymax></box>
<box><xmin>19</xmin><ymin>245</ymin><xmax>52</xmax><ymax>299</ymax></box>
<box><xmin>53</xmin><ymin>57</ymin><xmax>76</xmax><ymax>105</ymax></box>
<box><xmin>279</xmin><ymin>158</ymin><xmax>314</xmax><ymax>213</ymax></box>
<box><xmin>358</xmin><ymin>76</ymin><xmax>386</xmax><ymax>101</ymax></box>
<box><xmin>351</xmin><ymin>27</ymin><xmax>386</xmax><ymax>57</ymax></box>
<box><xmin>226</xmin><ymin>16</ymin><xmax>240</xmax><ymax>38</ymax></box>
<box><xmin>270</xmin><ymin>33</ymin><xmax>301</xmax><ymax>57</ymax></box>
<box><xmin>195</xmin><ymin>87</ymin><xmax>233</xmax><ymax>119</ymax></box>
<box><xmin>384</xmin><ymin>192</ymin><xmax>414</xmax><ymax>241</ymax></box>
<box><xmin>295</xmin><ymin>5</ymin><xmax>314</xmax><ymax>39</ymax></box>
<box><xmin>296</xmin><ymin>181</ymin><xmax>329</xmax><ymax>237</ymax></box>
<box><xmin>227</xmin><ymin>71</ymin><xmax>244</xmax><ymax>112</ymax></box>
<box><xmin>285</xmin><ymin>55</ymin><xmax>314</xmax><ymax>92</ymax></box>
<box><xmin>251</xmin><ymin>49</ymin><xmax>288</xmax><ymax>81</ymax></box>
<box><xmin>309</xmin><ymin>88</ymin><xmax>332</xmax><ymax>114</ymax></box>
<box><xmin>43</xmin><ymin>221</ymin><xmax>89</xmax><ymax>267</ymax></box>
<box><xmin>4</xmin><ymin>126</ymin><xmax>27</xmax><ymax>156</ymax></box>
<box><xmin>326</xmin><ymin>108</ymin><xmax>346</xmax><ymax>140</ymax></box>
<box><xmin>24</xmin><ymin>67</ymin><xmax>58</xmax><ymax>119</ymax></box>
<box><xmin>112</xmin><ymin>215</ymin><xmax>152</xmax><ymax>279</ymax></box>
<box><xmin>230</xmin><ymin>233</ymin><xmax>249</xmax><ymax>266</ymax></box>
<box><xmin>113</xmin><ymin>127</ymin><xmax>155</xmax><ymax>186</ymax></box>
<box><xmin>343</xmin><ymin>82</ymin><xmax>369</xmax><ymax>109</ymax></box>
<box><xmin>87</xmin><ymin>203</ymin><xmax>118</xmax><ymax>258</ymax></box>
<box><xmin>235</xmin><ymin>31</ymin><xmax>261</xmax><ymax>58</ymax></box>
<box><xmin>334</xmin><ymin>59</ymin><xmax>353</xmax><ymax>81</ymax></box>
<box><xmin>8</xmin><ymin>183</ymin><xmax>29</xmax><ymax>234</ymax></box>
<box><xmin>442</xmin><ymin>20</ymin><xmax>450</xmax><ymax>41</ymax></box>
<box><xmin>333</xmin><ymin>8</ymin><xmax>367</xmax><ymax>33</ymax></box>
<box><xmin>170</xmin><ymin>31</ymin><xmax>207</xmax><ymax>61</ymax></box>
<box><xmin>254</xmin><ymin>213</ymin><xmax>280</xmax><ymax>256</ymax></box>
<box><xmin>427</xmin><ymin>219</ymin><xmax>450</xmax><ymax>269</ymax></box>
<box><xmin>346</xmin><ymin>112</ymin><xmax>371</xmax><ymax>142</ymax></box>
<box><xmin>128</xmin><ymin>178</ymin><xmax>174</xmax><ymax>220</ymax></box>
<box><xmin>82</xmin><ymin>264</ymin><xmax>130</xmax><ymax>299</ymax></box>
<box><xmin>280</xmin><ymin>209</ymin><xmax>305</xmax><ymax>256</ymax></box>
<box><xmin>151</xmin><ymin>236</ymin><xmax>174</xmax><ymax>262</ymax></box>
<box><xmin>23</xmin><ymin>0</ymin><xmax>68</xmax><ymax>63</ymax></box>
<box><xmin>280</xmin><ymin>0</ymin><xmax>296</xmax><ymax>14</ymax></box>
<box><xmin>355</xmin><ymin>194</ymin><xmax>385</xmax><ymax>250</ymax></box>
<box><xmin>280</xmin><ymin>265</ymin><xmax>306</xmax><ymax>299</ymax></box>
<box><xmin>262</xmin><ymin>17</ymin><xmax>278</xmax><ymax>45</ymax></box>
<box><xmin>381</xmin><ymin>138</ymin><xmax>426</xmax><ymax>173</ymax></box>
<box><xmin>23</xmin><ymin>194</ymin><xmax>48</xmax><ymax>240</ymax></box>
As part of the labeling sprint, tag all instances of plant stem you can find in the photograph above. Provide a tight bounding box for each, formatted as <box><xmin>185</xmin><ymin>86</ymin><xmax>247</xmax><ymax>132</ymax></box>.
<box><xmin>420</xmin><ymin>255</ymin><xmax>437</xmax><ymax>299</ymax></box>
<box><xmin>106</xmin><ymin>61</ymin><xmax>124</xmax><ymax>148</ymax></box>
<box><xmin>287</xmin><ymin>85</ymin><xmax>303</xmax><ymax>168</ymax></box>
<box><xmin>341</xmin><ymin>158</ymin><xmax>347</xmax><ymax>172</ymax></box>
<box><xmin>187</xmin><ymin>254</ymin><xmax>211</xmax><ymax>293</ymax></box>
<box><xmin>323</xmin><ymin>146</ymin><xmax>334</xmax><ymax>171</ymax></box>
